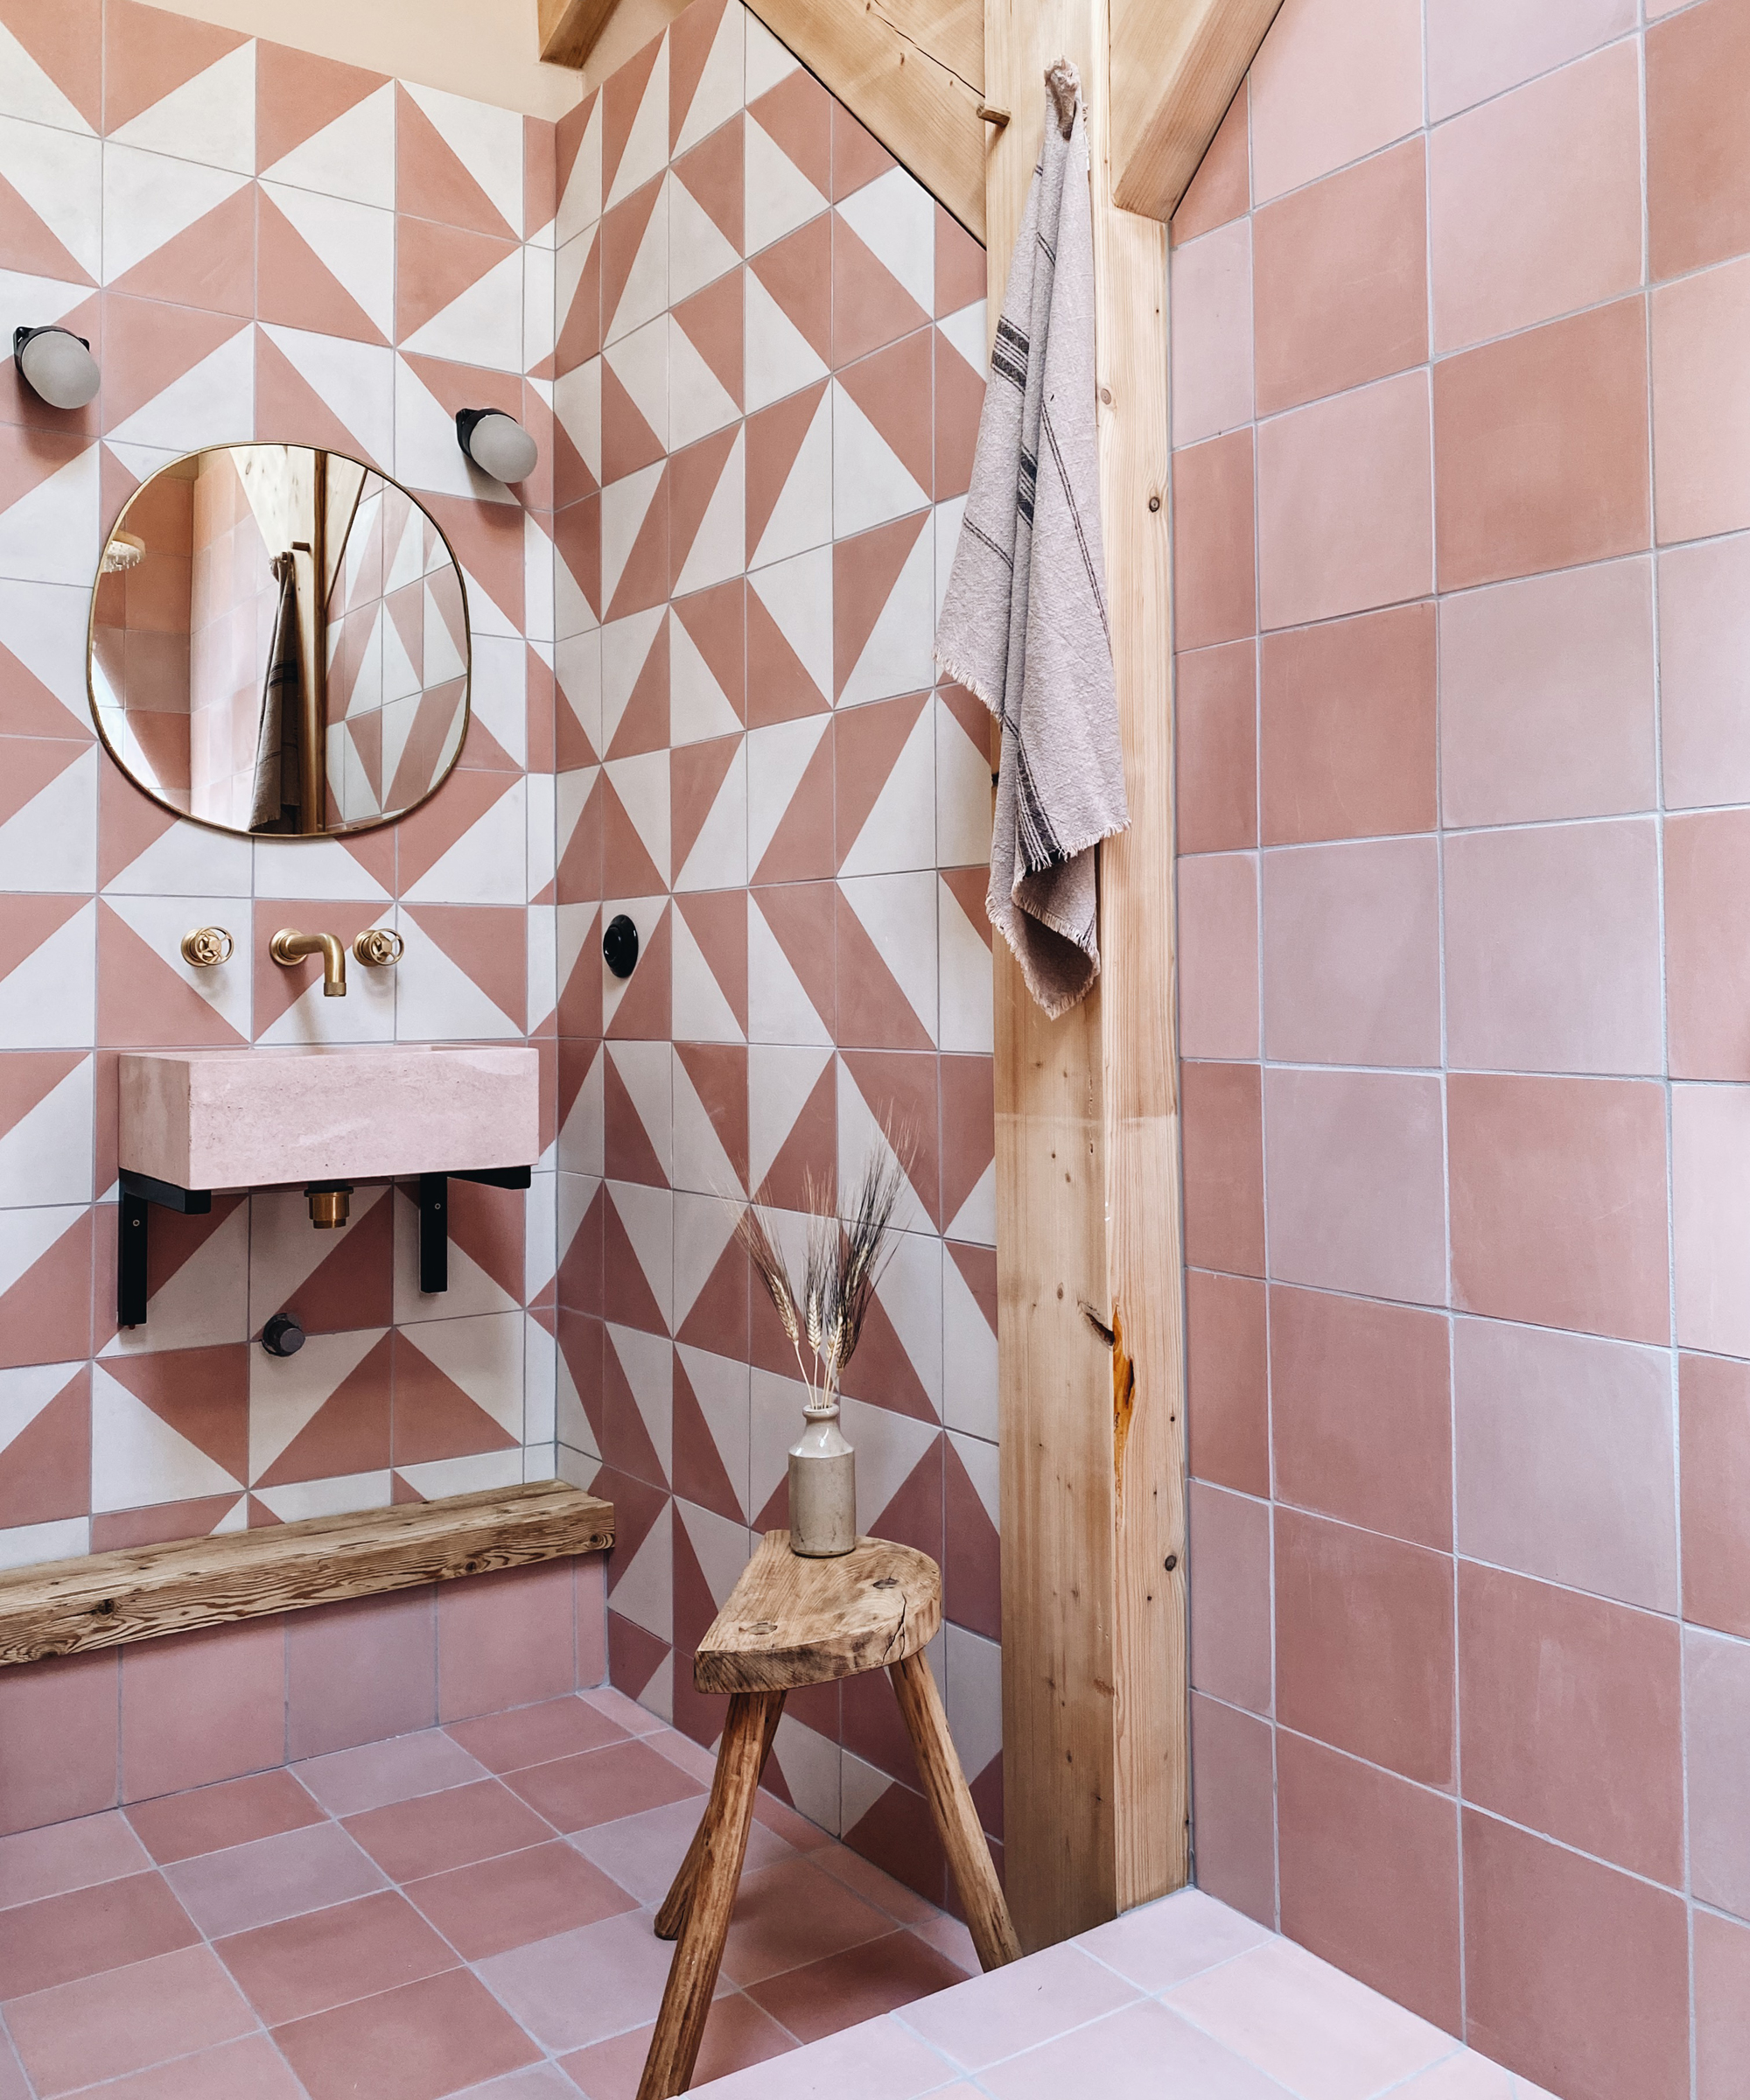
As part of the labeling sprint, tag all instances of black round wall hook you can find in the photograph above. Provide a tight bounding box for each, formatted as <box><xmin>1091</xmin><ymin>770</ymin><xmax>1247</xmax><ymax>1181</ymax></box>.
<box><xmin>603</xmin><ymin>914</ymin><xmax>640</xmax><ymax>979</ymax></box>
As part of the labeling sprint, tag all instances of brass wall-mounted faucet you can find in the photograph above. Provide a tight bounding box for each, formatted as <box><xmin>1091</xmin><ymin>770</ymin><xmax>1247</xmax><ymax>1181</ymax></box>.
<box><xmin>270</xmin><ymin>928</ymin><xmax>347</xmax><ymax>997</ymax></box>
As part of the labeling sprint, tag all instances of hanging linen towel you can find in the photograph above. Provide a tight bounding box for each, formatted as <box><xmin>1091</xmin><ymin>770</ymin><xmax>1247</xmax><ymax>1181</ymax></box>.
<box><xmin>249</xmin><ymin>550</ymin><xmax>304</xmax><ymax>833</ymax></box>
<box><xmin>934</xmin><ymin>59</ymin><xmax>1128</xmax><ymax>1019</ymax></box>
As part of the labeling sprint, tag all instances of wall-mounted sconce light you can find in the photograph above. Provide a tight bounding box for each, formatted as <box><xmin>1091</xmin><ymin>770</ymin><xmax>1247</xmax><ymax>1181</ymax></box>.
<box><xmin>13</xmin><ymin>325</ymin><xmax>100</xmax><ymax>410</ymax></box>
<box><xmin>455</xmin><ymin>408</ymin><xmax>538</xmax><ymax>485</ymax></box>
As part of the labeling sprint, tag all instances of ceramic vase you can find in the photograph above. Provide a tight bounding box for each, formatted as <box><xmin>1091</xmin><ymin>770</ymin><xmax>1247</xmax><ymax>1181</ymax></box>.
<box><xmin>788</xmin><ymin>1404</ymin><xmax>856</xmax><ymax>1557</ymax></box>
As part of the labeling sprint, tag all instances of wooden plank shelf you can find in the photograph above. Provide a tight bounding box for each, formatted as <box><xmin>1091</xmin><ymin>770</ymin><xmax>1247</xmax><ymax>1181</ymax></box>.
<box><xmin>0</xmin><ymin>1481</ymin><xmax>614</xmax><ymax>1668</ymax></box>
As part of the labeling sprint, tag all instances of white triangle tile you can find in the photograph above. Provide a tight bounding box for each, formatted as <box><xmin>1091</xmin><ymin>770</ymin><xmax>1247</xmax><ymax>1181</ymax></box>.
<box><xmin>524</xmin><ymin>239</ymin><xmax>556</xmax><ymax>371</ymax></box>
<box><xmin>836</xmin><ymin>165</ymin><xmax>934</xmax><ymax>317</ymax></box>
<box><xmin>670</xmin><ymin>909</ymin><xmax>743</xmax><ymax>1046</ymax></box>
<box><xmin>743</xmin><ymin>112</ymin><xmax>825</xmax><ymax>257</ymax></box>
<box><xmin>260</xmin><ymin>80</ymin><xmax>395</xmax><ymax>208</ymax></box>
<box><xmin>395</xmin><ymin>1452</ymin><xmax>522</xmax><ymax>1502</ymax></box>
<box><xmin>609</xmin><ymin>1040</ymin><xmax>673</xmax><ymax>1184</ymax></box>
<box><xmin>940</xmin><ymin>298</ymin><xmax>988</xmax><ymax>377</ymax></box>
<box><xmin>0</xmin><ymin>267</ymin><xmax>89</xmax><ymax>344</ymax></box>
<box><xmin>746</xmin><ymin>544</ymin><xmax>831</xmax><ymax>703</ymax></box>
<box><xmin>605</xmin><ymin>749</ymin><xmax>671</xmax><ymax>887</ymax></box>
<box><xmin>934</xmin><ymin>494</ymin><xmax>965</xmax><ymax>622</ymax></box>
<box><xmin>0</xmin><ymin>577</ymin><xmax>90</xmax><ymax>727</ymax></box>
<box><xmin>606</xmin><ymin>181</ymin><xmax>668</xmax><ymax>345</ymax></box>
<box><xmin>394</xmin><ymin>359</ymin><xmax>511</xmax><ymax>504</ymax></box>
<box><xmin>841</xmin><ymin>1748</ymin><xmax>897</xmax><ymax>1838</ymax></box>
<box><xmin>556</xmin><ymin>544</ymin><xmax>600</xmax><ymax>649</ymax></box>
<box><xmin>600</xmin><ymin>894</ymin><xmax>665</xmax><ymax>1033</ymax></box>
<box><xmin>105</xmin><ymin>816</ymin><xmax>248</xmax><ymax>899</ymax></box>
<box><xmin>841</xmin><ymin>1392</ymin><xmax>938</xmax><ymax>1528</ymax></box>
<box><xmin>557</xmin><ymin>95</ymin><xmax>603</xmax><ymax>246</ymax></box>
<box><xmin>745</xmin><ymin>10</ymin><xmax>800</xmax><ymax>98</ymax></box>
<box><xmin>103</xmin><ymin>1200</ymin><xmax>249</xmax><ymax>1356</ymax></box>
<box><xmin>556</xmin><ymin>1316</ymin><xmax>602</xmax><ymax>1463</ymax></box>
<box><xmin>743</xmin><ymin>265</ymin><xmax>826</xmax><ymax>412</ymax></box>
<box><xmin>108</xmin><ymin>324</ymin><xmax>253</xmax><ymax>452</ymax></box>
<box><xmin>526</xmin><ymin>1178</ymin><xmax>558</xmax><ymax>1303</ymax></box>
<box><xmin>525</xmin><ymin>760</ymin><xmax>556</xmax><ymax>900</ymax></box>
<box><xmin>872</xmin><ymin>1228</ymin><xmax>944</xmax><ymax>1411</ymax></box>
<box><xmin>248</xmin><ymin>1184</ymin><xmax>387</xmax><ymax>1334</ymax></box>
<box><xmin>935</xmin><ymin>696</ymin><xmax>996</xmax><ymax>870</ymax></box>
<box><xmin>554</xmin><ymin>354</ymin><xmax>601</xmax><ymax>485</ymax></box>
<box><xmin>943</xmin><ymin>1266</ymin><xmax>998</xmax><ymax>1442</ymax></box>
<box><xmin>749</xmin><ymin>1357</ymin><xmax>805</xmax><ymax>1509</ymax></box>
<box><xmin>399</xmin><ymin>1309</ymin><xmax>524</xmax><ymax>1438</ymax></box>
<box><xmin>675</xmin><ymin>1494</ymin><xmax>751</xmax><ymax>1608</ymax></box>
<box><xmin>606</xmin><ymin>38</ymin><xmax>669</xmax><ymax>211</ymax></box>
<box><xmin>91</xmin><ymin>1367</ymin><xmax>239</xmax><ymax>1513</ymax></box>
<box><xmin>393</xmin><ymin>1210</ymin><xmax>522</xmax><ymax>1329</ymax></box>
<box><xmin>403</xmin><ymin>82</ymin><xmax>524</xmax><ymax>236</ymax></box>
<box><xmin>0</xmin><ymin>744</ymin><xmax>94</xmax><ymax>892</ymax></box>
<box><xmin>668</xmin><ymin>606</ymin><xmax>740</xmax><ymax>749</ymax></box>
<box><xmin>457</xmin><ymin>623</ymin><xmax>511</xmax><ymax>747</ymax></box>
<box><xmin>668</xmin><ymin>310</ymin><xmax>738</xmax><ymax>450</ymax></box>
<box><xmin>402</xmin><ymin>243</ymin><xmax>522</xmax><ymax>373</ymax></box>
<box><xmin>675</xmin><ymin>1</ymin><xmax>746</xmax><ymax>156</ymax></box>
<box><xmin>401</xmin><ymin>776</ymin><xmax>527</xmax><ymax>904</ymax></box>
<box><xmin>671</xmin><ymin>1056</ymin><xmax>741</xmax><ymax>1197</ymax></box>
<box><xmin>559</xmin><ymin>1049</ymin><xmax>606</xmax><ymax>1179</ymax></box>
<box><xmin>0</xmin><ymin>1204</ymin><xmax>81</xmax><ymax>1296</ymax></box>
<box><xmin>0</xmin><ymin>1058</ymin><xmax>89</xmax><ymax>1207</ymax></box>
<box><xmin>528</xmin><ymin>903</ymin><xmax>557</xmax><ymax>1037</ymax></box>
<box><xmin>248</xmin><ymin>1326</ymin><xmax>385</xmax><ymax>1480</ymax></box>
<box><xmin>608</xmin><ymin>1180</ymin><xmax>674</xmax><ymax>1333</ymax></box>
<box><xmin>947</xmin><ymin>1158</ymin><xmax>997</xmax><ymax>1247</ymax></box>
<box><xmin>253</xmin><ymin>1472</ymin><xmax>395</xmax><ymax>1524</ymax></box>
<box><xmin>258</xmin><ymin>957</ymin><xmax>395</xmax><ymax>1046</ymax></box>
<box><xmin>525</xmin><ymin>511</ymin><xmax>556</xmax><ymax>647</ymax></box>
<box><xmin>0</xmin><ymin>1362</ymin><xmax>83</xmax><ymax>1460</ymax></box>
<box><xmin>839</xmin><ymin>872</ymin><xmax>939</xmax><ymax>1043</ymax></box>
<box><xmin>668</xmin><ymin>167</ymin><xmax>739</xmax><ymax>306</ymax></box>
<box><xmin>749</xmin><ymin>385</ymin><xmax>830</xmax><ymax>568</ymax></box>
<box><xmin>105</xmin><ymin>892</ymin><xmax>252</xmax><ymax>1038</ymax></box>
<box><xmin>0</xmin><ymin>901</ymin><xmax>93</xmax><ymax>1051</ymax></box>
<box><xmin>746</xmin><ymin>1044</ymin><xmax>831</xmax><ymax>1189</ymax></box>
<box><xmin>831</xmin><ymin>378</ymin><xmax>928</xmax><ymax>538</ymax></box>
<box><xmin>0</xmin><ymin>440</ymin><xmax>97</xmax><ymax>589</ymax></box>
<box><xmin>0</xmin><ymin>24</ymin><xmax>93</xmax><ymax>133</ymax></box>
<box><xmin>838</xmin><ymin>515</ymin><xmax>934</xmax><ymax>709</ymax></box>
<box><xmin>676</xmin><ymin>1344</ymin><xmax>751</xmax><ymax>1516</ymax></box>
<box><xmin>674</xmin><ymin>738</ymin><xmax>746</xmax><ymax>892</ymax></box>
<box><xmin>838</xmin><ymin>705</ymin><xmax>935</xmax><ymax>876</ymax></box>
<box><xmin>746</xmin><ymin>898</ymin><xmax>831</xmax><ymax>1050</ymax></box>
<box><xmin>253</xmin><ymin>834</ymin><xmax>390</xmax><ymax>901</ymax></box>
<box><xmin>108</xmin><ymin>44</ymin><xmax>255</xmax><ymax>174</ymax></box>
<box><xmin>394</xmin><ymin>919</ymin><xmax>522</xmax><ymax>1040</ymax></box>
<box><xmin>458</xmin><ymin>557</ymin><xmax>520</xmax><ymax>639</ymax></box>
<box><xmin>746</xmin><ymin>713</ymin><xmax>827</xmax><ymax>874</ymax></box>
<box><xmin>601</xmin><ymin>459</ymin><xmax>664</xmax><ymax>611</ymax></box>
<box><xmin>673</xmin><ymin>427</ymin><xmax>744</xmax><ymax>597</ymax></box>
<box><xmin>837</xmin><ymin>1060</ymin><xmax>934</xmax><ymax>1237</ymax></box>
<box><xmin>556</xmin><ymin>762</ymin><xmax>598</xmax><ymax>870</ymax></box>
<box><xmin>262</xmin><ymin>182</ymin><xmax>394</xmax><ymax>340</ymax></box>
<box><xmin>938</xmin><ymin>879</ymin><xmax>994</xmax><ymax>1057</ymax></box>
<box><xmin>605</xmin><ymin>312</ymin><xmax>668</xmax><ymax>452</ymax></box>
<box><xmin>674</xmin><ymin>1190</ymin><xmax>738</xmax><ymax>1329</ymax></box>
<box><xmin>0</xmin><ymin>114</ymin><xmax>99</xmax><ymax>279</ymax></box>
<box><xmin>381</xmin><ymin>601</ymin><xmax>421</xmax><ymax>706</ymax></box>
<box><xmin>609</xmin><ymin>1498</ymin><xmax>672</xmax><ymax>1641</ymax></box>
<box><xmin>772</xmin><ymin>1712</ymin><xmax>840</xmax><ymax>1833</ymax></box>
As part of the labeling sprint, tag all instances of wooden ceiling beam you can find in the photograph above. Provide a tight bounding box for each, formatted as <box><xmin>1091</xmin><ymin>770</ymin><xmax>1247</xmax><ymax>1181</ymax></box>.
<box><xmin>1110</xmin><ymin>0</ymin><xmax>1284</xmax><ymax>220</ymax></box>
<box><xmin>539</xmin><ymin>0</ymin><xmax>621</xmax><ymax>71</ymax></box>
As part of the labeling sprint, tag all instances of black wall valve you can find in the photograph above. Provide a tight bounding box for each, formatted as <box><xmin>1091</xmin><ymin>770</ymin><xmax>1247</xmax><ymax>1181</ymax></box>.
<box><xmin>262</xmin><ymin>1312</ymin><xmax>305</xmax><ymax>1358</ymax></box>
<box><xmin>603</xmin><ymin>914</ymin><xmax>640</xmax><ymax>978</ymax></box>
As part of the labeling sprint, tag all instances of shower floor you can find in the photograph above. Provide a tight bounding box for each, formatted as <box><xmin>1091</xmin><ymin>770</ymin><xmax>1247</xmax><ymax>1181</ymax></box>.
<box><xmin>0</xmin><ymin>1684</ymin><xmax>975</xmax><ymax>2099</ymax></box>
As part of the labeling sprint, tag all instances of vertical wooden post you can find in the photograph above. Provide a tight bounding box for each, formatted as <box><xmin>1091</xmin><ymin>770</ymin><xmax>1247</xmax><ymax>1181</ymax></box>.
<box><xmin>985</xmin><ymin>0</ymin><xmax>1188</xmax><ymax>1950</ymax></box>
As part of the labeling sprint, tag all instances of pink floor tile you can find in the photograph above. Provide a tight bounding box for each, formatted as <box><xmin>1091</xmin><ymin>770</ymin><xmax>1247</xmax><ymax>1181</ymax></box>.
<box><xmin>1074</xmin><ymin>1886</ymin><xmax>1273</xmax><ymax>1992</ymax></box>
<box><xmin>4</xmin><ymin>1942</ymin><xmax>256</xmax><ymax>2097</ymax></box>
<box><xmin>0</xmin><ymin>1870</ymin><xmax>197</xmax><ymax>1997</ymax></box>
<box><xmin>898</xmin><ymin>1941</ymin><xmax>1140</xmax><ymax>2072</ymax></box>
<box><xmin>502</xmin><ymin>1739</ymin><xmax>704</xmax><ymax>1833</ymax></box>
<box><xmin>473</xmin><ymin>1908</ymin><xmax>685</xmax><ymax>2054</ymax></box>
<box><xmin>909</xmin><ymin>1911</ymin><xmax>978</xmax><ymax>1976</ymax></box>
<box><xmin>570</xmin><ymin>1796</ymin><xmax>794</xmax><ymax>1906</ymax></box>
<box><xmin>274</xmin><ymin>1967</ymin><xmax>542</xmax><ymax>2100</ymax></box>
<box><xmin>164</xmin><ymin>1820</ymin><xmax>388</xmax><ymax>1937</ymax></box>
<box><xmin>127</xmin><ymin>1768</ymin><xmax>326</xmax><ymax>1865</ymax></box>
<box><xmin>452</xmin><ymin>2071</ymin><xmax>583</xmax><ymax>2100</ymax></box>
<box><xmin>216</xmin><ymin>1888</ymin><xmax>460</xmax><ymax>2026</ymax></box>
<box><xmin>0</xmin><ymin>1810</ymin><xmax>150</xmax><ymax>1908</ymax></box>
<box><xmin>405</xmin><ymin>1838</ymin><xmax>638</xmax><ymax>1959</ymax></box>
<box><xmin>690</xmin><ymin>2012</ymin><xmax>965</xmax><ymax>2098</ymax></box>
<box><xmin>1395</xmin><ymin>2051</ymin><xmax>1521</xmax><ymax>2096</ymax></box>
<box><xmin>292</xmin><ymin>1730</ymin><xmax>490</xmax><ymax>1816</ymax></box>
<box><xmin>752</xmin><ymin>1783</ymin><xmax>836</xmax><ymax>1851</ymax></box>
<box><xmin>564</xmin><ymin>1992</ymin><xmax>798</xmax><ymax>2098</ymax></box>
<box><xmin>445</xmin><ymin>1694</ymin><xmax>630</xmax><ymax>1774</ymax></box>
<box><xmin>813</xmin><ymin>1839</ymin><xmax>945</xmax><ymax>1926</ymax></box>
<box><xmin>981</xmin><ymin>1999</ymin><xmax>1288</xmax><ymax>2100</ymax></box>
<box><xmin>719</xmin><ymin>1857</ymin><xmax>895</xmax><ymax>1987</ymax></box>
<box><xmin>581</xmin><ymin>1684</ymin><xmax>667</xmax><ymax>1736</ymax></box>
<box><xmin>57</xmin><ymin>2032</ymin><xmax>309</xmax><ymax>2098</ymax></box>
<box><xmin>343</xmin><ymin>1778</ymin><xmax>554</xmax><ymax>1880</ymax></box>
<box><xmin>0</xmin><ymin>2034</ymin><xmax>24</xmax><ymax>2100</ymax></box>
<box><xmin>750</xmin><ymin>1930</ymin><xmax>970</xmax><ymax>2042</ymax></box>
<box><xmin>1166</xmin><ymin>1936</ymin><xmax>1452</xmax><ymax>2100</ymax></box>
<box><xmin>648</xmin><ymin>1728</ymin><xmax>718</xmax><ymax>1784</ymax></box>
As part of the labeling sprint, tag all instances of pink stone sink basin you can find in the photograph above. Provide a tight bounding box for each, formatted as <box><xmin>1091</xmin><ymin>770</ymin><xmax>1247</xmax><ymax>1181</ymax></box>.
<box><xmin>119</xmin><ymin>1045</ymin><xmax>540</xmax><ymax>1191</ymax></box>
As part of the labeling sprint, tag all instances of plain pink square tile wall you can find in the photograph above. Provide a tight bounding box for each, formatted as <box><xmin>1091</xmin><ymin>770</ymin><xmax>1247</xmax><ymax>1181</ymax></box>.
<box><xmin>1172</xmin><ymin>4</ymin><xmax>1750</xmax><ymax>2090</ymax></box>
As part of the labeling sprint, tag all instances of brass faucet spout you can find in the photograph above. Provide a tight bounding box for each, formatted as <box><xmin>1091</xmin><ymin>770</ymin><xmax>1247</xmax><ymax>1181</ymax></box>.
<box><xmin>270</xmin><ymin>928</ymin><xmax>347</xmax><ymax>997</ymax></box>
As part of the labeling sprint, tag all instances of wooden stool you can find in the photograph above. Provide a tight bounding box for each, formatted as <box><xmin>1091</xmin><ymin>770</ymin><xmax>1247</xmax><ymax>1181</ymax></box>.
<box><xmin>635</xmin><ymin>1530</ymin><xmax>1021</xmax><ymax>2098</ymax></box>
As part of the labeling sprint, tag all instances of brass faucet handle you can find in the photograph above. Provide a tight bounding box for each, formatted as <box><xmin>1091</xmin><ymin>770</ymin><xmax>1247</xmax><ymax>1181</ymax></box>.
<box><xmin>180</xmin><ymin>927</ymin><xmax>234</xmax><ymax>968</ymax></box>
<box><xmin>353</xmin><ymin>928</ymin><xmax>404</xmax><ymax>966</ymax></box>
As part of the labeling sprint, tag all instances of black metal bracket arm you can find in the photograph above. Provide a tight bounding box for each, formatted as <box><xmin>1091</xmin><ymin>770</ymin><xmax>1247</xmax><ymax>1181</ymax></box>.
<box><xmin>417</xmin><ymin>1166</ymin><xmax>535</xmax><ymax>1296</ymax></box>
<box><xmin>117</xmin><ymin>1170</ymin><xmax>213</xmax><ymax>1329</ymax></box>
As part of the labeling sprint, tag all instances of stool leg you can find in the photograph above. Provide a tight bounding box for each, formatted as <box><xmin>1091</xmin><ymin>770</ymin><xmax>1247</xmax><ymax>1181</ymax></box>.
<box><xmin>654</xmin><ymin>1692</ymin><xmax>784</xmax><ymax>1941</ymax></box>
<box><xmin>637</xmin><ymin>1689</ymin><xmax>780</xmax><ymax>2100</ymax></box>
<box><xmin>890</xmin><ymin>1649</ymin><xmax>1022</xmax><ymax>1971</ymax></box>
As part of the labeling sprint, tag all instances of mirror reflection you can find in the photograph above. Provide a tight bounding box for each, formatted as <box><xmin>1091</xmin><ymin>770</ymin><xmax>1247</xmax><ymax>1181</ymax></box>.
<box><xmin>89</xmin><ymin>444</ymin><xmax>470</xmax><ymax>837</ymax></box>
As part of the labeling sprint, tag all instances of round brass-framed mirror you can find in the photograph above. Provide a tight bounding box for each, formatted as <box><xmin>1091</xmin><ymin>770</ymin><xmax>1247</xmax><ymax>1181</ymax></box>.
<box><xmin>88</xmin><ymin>444</ymin><xmax>472</xmax><ymax>838</ymax></box>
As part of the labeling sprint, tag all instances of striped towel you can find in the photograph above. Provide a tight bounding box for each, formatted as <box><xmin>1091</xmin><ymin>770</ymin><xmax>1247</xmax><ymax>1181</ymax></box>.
<box><xmin>934</xmin><ymin>60</ymin><xmax>1128</xmax><ymax>1019</ymax></box>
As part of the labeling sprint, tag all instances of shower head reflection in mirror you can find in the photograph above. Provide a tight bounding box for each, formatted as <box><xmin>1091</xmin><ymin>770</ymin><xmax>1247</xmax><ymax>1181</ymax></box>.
<box><xmin>87</xmin><ymin>444</ymin><xmax>472</xmax><ymax>839</ymax></box>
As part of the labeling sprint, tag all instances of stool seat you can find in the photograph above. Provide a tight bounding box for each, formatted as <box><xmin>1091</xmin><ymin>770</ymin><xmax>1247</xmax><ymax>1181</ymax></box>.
<box><xmin>694</xmin><ymin>1530</ymin><xmax>941</xmax><ymax>1693</ymax></box>
<box><xmin>635</xmin><ymin>1532</ymin><xmax>1021</xmax><ymax>2099</ymax></box>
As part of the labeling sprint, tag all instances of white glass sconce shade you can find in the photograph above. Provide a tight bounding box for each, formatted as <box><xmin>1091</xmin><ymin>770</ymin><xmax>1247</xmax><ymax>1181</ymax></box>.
<box><xmin>14</xmin><ymin>325</ymin><xmax>100</xmax><ymax>410</ymax></box>
<box><xmin>455</xmin><ymin>407</ymin><xmax>539</xmax><ymax>485</ymax></box>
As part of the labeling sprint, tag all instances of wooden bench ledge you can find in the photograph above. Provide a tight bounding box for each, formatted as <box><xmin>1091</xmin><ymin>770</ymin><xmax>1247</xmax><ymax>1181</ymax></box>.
<box><xmin>0</xmin><ymin>1481</ymin><xmax>614</xmax><ymax>1667</ymax></box>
